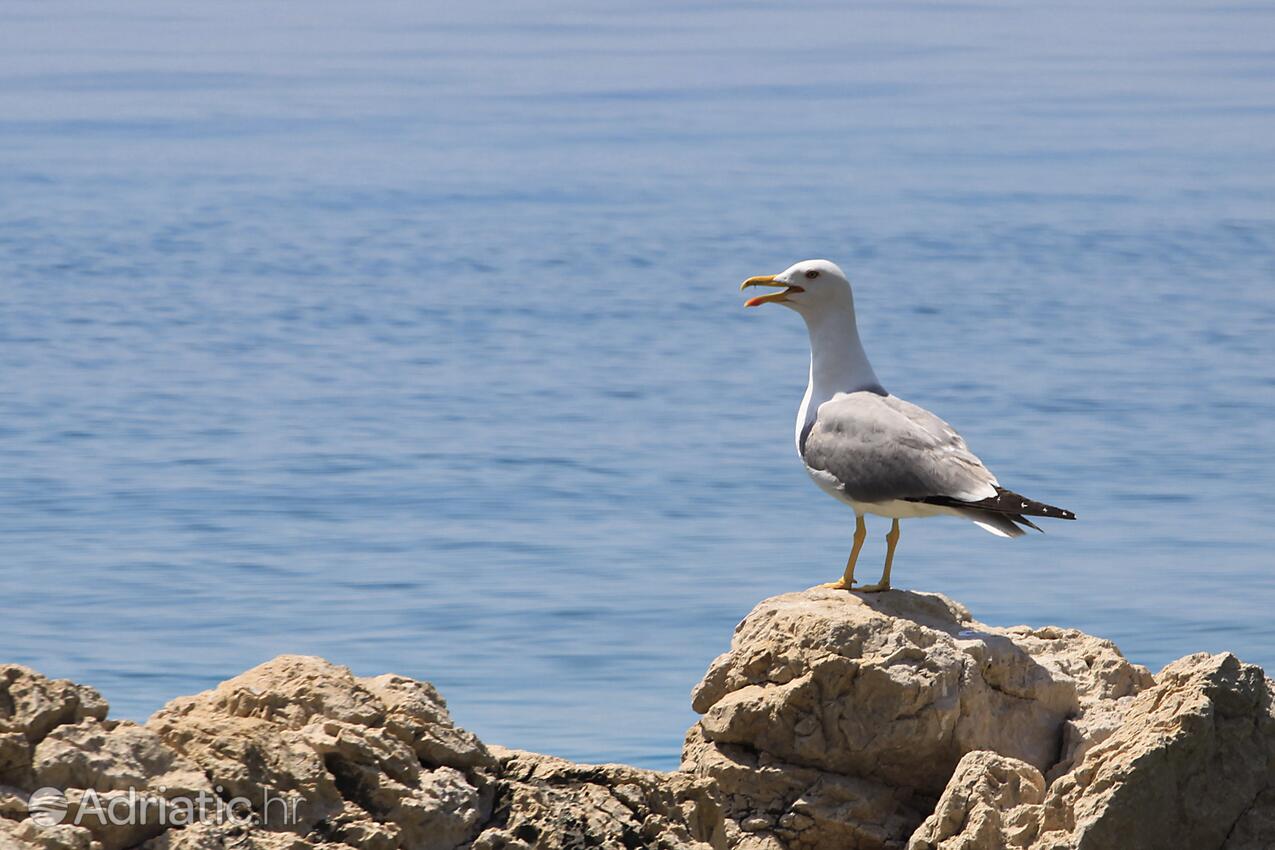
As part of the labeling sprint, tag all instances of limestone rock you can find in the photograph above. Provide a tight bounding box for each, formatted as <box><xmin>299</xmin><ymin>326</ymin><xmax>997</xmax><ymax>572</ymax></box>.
<box><xmin>1034</xmin><ymin>652</ymin><xmax>1275</xmax><ymax>850</ymax></box>
<box><xmin>682</xmin><ymin>724</ymin><xmax>923</xmax><ymax>850</ymax></box>
<box><xmin>139</xmin><ymin>820</ymin><xmax>317</xmax><ymax>850</ymax></box>
<box><xmin>0</xmin><ymin>816</ymin><xmax>98</xmax><ymax>850</ymax></box>
<box><xmin>60</xmin><ymin>788</ymin><xmax>171</xmax><ymax>850</ymax></box>
<box><xmin>146</xmin><ymin>655</ymin><xmax>497</xmax><ymax>849</ymax></box>
<box><xmin>0</xmin><ymin>785</ymin><xmax>29</xmax><ymax>821</ymax></box>
<box><xmin>470</xmin><ymin>746</ymin><xmax>725</xmax><ymax>850</ymax></box>
<box><xmin>0</xmin><ymin>732</ymin><xmax>30</xmax><ymax>787</ymax></box>
<box><xmin>683</xmin><ymin>589</ymin><xmax>1153</xmax><ymax>848</ymax></box>
<box><xmin>360</xmin><ymin>673</ymin><xmax>492</xmax><ymax>772</ymax></box>
<box><xmin>0</xmin><ymin>666</ymin><xmax>110</xmax><ymax>744</ymax></box>
<box><xmin>7</xmin><ymin>588</ymin><xmax>1275</xmax><ymax>850</ymax></box>
<box><xmin>1223</xmin><ymin>788</ymin><xmax>1275</xmax><ymax>850</ymax></box>
<box><xmin>905</xmin><ymin>652</ymin><xmax>1275</xmax><ymax>850</ymax></box>
<box><xmin>33</xmin><ymin>719</ymin><xmax>211</xmax><ymax>800</ymax></box>
<box><xmin>2</xmin><ymin>726</ymin><xmax>206</xmax><ymax>850</ymax></box>
<box><xmin>1</xmin><ymin>655</ymin><xmax>721</xmax><ymax>850</ymax></box>
<box><xmin>907</xmin><ymin>751</ymin><xmax>1045</xmax><ymax>850</ymax></box>
<box><xmin>0</xmin><ymin>665</ymin><xmax>108</xmax><ymax>788</ymax></box>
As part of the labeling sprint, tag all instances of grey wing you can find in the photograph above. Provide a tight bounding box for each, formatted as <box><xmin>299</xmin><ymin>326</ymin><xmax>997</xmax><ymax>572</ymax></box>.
<box><xmin>801</xmin><ymin>392</ymin><xmax>999</xmax><ymax>504</ymax></box>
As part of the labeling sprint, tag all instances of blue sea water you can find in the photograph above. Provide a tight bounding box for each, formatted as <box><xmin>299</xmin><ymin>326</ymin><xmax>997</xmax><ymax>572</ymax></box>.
<box><xmin>2</xmin><ymin>1</ymin><xmax>1274</xmax><ymax>771</ymax></box>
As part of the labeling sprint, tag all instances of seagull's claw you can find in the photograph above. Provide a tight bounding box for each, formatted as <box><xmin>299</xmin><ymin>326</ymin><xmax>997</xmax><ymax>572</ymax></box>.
<box><xmin>819</xmin><ymin>578</ymin><xmax>856</xmax><ymax>591</ymax></box>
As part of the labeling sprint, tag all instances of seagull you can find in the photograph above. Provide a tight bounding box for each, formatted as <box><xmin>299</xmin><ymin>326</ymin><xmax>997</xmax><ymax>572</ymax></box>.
<box><xmin>741</xmin><ymin>259</ymin><xmax>1075</xmax><ymax>592</ymax></box>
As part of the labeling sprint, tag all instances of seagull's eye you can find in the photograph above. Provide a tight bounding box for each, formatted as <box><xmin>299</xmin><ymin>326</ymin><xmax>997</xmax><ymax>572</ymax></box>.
<box><xmin>804</xmin><ymin>270</ymin><xmax>820</xmax><ymax>279</ymax></box>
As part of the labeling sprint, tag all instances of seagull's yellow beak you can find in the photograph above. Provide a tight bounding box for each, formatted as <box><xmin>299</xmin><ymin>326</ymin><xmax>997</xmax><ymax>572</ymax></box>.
<box><xmin>740</xmin><ymin>275</ymin><xmax>804</xmax><ymax>307</ymax></box>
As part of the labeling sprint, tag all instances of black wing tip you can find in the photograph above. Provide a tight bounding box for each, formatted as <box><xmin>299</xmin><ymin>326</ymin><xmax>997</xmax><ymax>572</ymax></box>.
<box><xmin>995</xmin><ymin>486</ymin><xmax>1076</xmax><ymax>520</ymax></box>
<box><xmin>1012</xmin><ymin>514</ymin><xmax>1045</xmax><ymax>533</ymax></box>
<box><xmin>1029</xmin><ymin>505</ymin><xmax>1078</xmax><ymax>521</ymax></box>
<box><xmin>907</xmin><ymin>487</ymin><xmax>1077</xmax><ymax>521</ymax></box>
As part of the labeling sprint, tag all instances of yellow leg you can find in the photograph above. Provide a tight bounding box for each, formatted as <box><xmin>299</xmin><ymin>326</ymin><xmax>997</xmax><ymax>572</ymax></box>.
<box><xmin>857</xmin><ymin>519</ymin><xmax>900</xmax><ymax>593</ymax></box>
<box><xmin>821</xmin><ymin>515</ymin><xmax>867</xmax><ymax>590</ymax></box>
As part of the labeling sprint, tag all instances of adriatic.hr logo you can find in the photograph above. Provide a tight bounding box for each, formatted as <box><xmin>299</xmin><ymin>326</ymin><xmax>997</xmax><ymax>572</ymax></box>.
<box><xmin>25</xmin><ymin>785</ymin><xmax>305</xmax><ymax>829</ymax></box>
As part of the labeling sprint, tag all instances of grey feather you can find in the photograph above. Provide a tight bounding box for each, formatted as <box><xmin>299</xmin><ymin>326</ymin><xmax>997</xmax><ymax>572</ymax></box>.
<box><xmin>801</xmin><ymin>392</ymin><xmax>999</xmax><ymax>504</ymax></box>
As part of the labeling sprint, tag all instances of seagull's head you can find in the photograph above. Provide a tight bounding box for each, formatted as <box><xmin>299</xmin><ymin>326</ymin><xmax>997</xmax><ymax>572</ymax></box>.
<box><xmin>740</xmin><ymin>259</ymin><xmax>852</xmax><ymax>316</ymax></box>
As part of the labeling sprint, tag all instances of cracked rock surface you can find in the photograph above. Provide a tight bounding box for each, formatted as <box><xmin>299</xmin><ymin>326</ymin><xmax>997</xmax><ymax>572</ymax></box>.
<box><xmin>3</xmin><ymin>589</ymin><xmax>1275</xmax><ymax>849</ymax></box>
<box><xmin>680</xmin><ymin>588</ymin><xmax>1257</xmax><ymax>849</ymax></box>
<box><xmin>0</xmin><ymin>657</ymin><xmax>721</xmax><ymax>850</ymax></box>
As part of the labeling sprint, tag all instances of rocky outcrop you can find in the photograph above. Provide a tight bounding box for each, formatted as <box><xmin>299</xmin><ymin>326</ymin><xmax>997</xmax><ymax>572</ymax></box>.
<box><xmin>0</xmin><ymin>657</ymin><xmax>722</xmax><ymax>850</ymax></box>
<box><xmin>473</xmin><ymin>747</ymin><xmax>724</xmax><ymax>850</ymax></box>
<box><xmin>3</xmin><ymin>589</ymin><xmax>1275</xmax><ymax>850</ymax></box>
<box><xmin>907</xmin><ymin>750</ymin><xmax>1048</xmax><ymax>849</ymax></box>
<box><xmin>1035</xmin><ymin>651</ymin><xmax>1275</xmax><ymax>850</ymax></box>
<box><xmin>908</xmin><ymin>651</ymin><xmax>1275</xmax><ymax>850</ymax></box>
<box><xmin>681</xmin><ymin>589</ymin><xmax>1154</xmax><ymax>848</ymax></box>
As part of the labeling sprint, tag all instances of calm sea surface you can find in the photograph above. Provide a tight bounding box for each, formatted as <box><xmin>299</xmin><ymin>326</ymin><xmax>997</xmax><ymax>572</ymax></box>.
<box><xmin>2</xmin><ymin>2</ymin><xmax>1274</xmax><ymax>770</ymax></box>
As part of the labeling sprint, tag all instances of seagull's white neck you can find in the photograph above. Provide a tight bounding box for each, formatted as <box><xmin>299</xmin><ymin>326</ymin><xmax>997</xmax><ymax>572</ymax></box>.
<box><xmin>795</xmin><ymin>298</ymin><xmax>885</xmax><ymax>451</ymax></box>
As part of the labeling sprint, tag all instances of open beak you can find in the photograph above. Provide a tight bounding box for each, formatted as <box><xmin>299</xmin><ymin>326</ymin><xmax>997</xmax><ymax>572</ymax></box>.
<box><xmin>740</xmin><ymin>275</ymin><xmax>804</xmax><ymax>307</ymax></box>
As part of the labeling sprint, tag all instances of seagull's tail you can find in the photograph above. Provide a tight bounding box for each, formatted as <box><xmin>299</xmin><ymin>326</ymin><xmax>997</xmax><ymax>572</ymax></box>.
<box><xmin>964</xmin><ymin>510</ymin><xmax>1032</xmax><ymax>538</ymax></box>
<box><xmin>907</xmin><ymin>486</ymin><xmax>1075</xmax><ymax>538</ymax></box>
